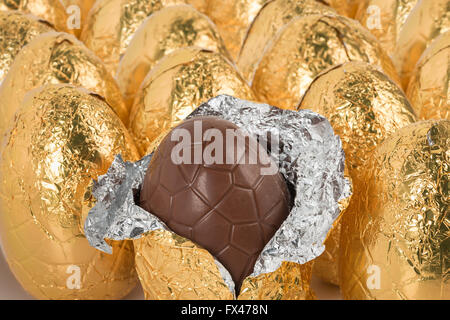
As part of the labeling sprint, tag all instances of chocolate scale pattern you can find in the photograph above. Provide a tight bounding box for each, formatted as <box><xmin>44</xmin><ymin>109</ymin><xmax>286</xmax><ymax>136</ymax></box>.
<box><xmin>140</xmin><ymin>117</ymin><xmax>290</xmax><ymax>291</ymax></box>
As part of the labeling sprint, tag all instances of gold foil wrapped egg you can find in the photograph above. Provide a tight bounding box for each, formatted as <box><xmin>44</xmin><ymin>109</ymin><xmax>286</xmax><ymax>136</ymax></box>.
<box><xmin>298</xmin><ymin>62</ymin><xmax>416</xmax><ymax>285</ymax></box>
<box><xmin>355</xmin><ymin>0</ymin><xmax>419</xmax><ymax>56</ymax></box>
<box><xmin>0</xmin><ymin>11</ymin><xmax>54</xmax><ymax>83</ymax></box>
<box><xmin>0</xmin><ymin>84</ymin><xmax>140</xmax><ymax>299</ymax></box>
<box><xmin>407</xmin><ymin>31</ymin><xmax>450</xmax><ymax>121</ymax></box>
<box><xmin>237</xmin><ymin>0</ymin><xmax>336</xmax><ymax>84</ymax></box>
<box><xmin>116</xmin><ymin>4</ymin><xmax>230</xmax><ymax>109</ymax></box>
<box><xmin>0</xmin><ymin>31</ymin><xmax>129</xmax><ymax>140</ymax></box>
<box><xmin>60</xmin><ymin>0</ymin><xmax>96</xmax><ymax>37</ymax></box>
<box><xmin>205</xmin><ymin>0</ymin><xmax>269</xmax><ymax>60</ymax></box>
<box><xmin>80</xmin><ymin>0</ymin><xmax>186</xmax><ymax>76</ymax></box>
<box><xmin>319</xmin><ymin>0</ymin><xmax>350</xmax><ymax>17</ymax></box>
<box><xmin>130</xmin><ymin>47</ymin><xmax>255</xmax><ymax>155</ymax></box>
<box><xmin>393</xmin><ymin>0</ymin><xmax>450</xmax><ymax>89</ymax></box>
<box><xmin>339</xmin><ymin>120</ymin><xmax>449</xmax><ymax>300</ymax></box>
<box><xmin>0</xmin><ymin>0</ymin><xmax>71</xmax><ymax>33</ymax></box>
<box><xmin>253</xmin><ymin>14</ymin><xmax>400</xmax><ymax>110</ymax></box>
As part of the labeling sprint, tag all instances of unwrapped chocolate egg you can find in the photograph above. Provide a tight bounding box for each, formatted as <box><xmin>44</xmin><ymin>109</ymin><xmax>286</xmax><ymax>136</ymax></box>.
<box><xmin>140</xmin><ymin>116</ymin><xmax>291</xmax><ymax>291</ymax></box>
<box><xmin>0</xmin><ymin>84</ymin><xmax>139</xmax><ymax>299</ymax></box>
<box><xmin>60</xmin><ymin>0</ymin><xmax>96</xmax><ymax>37</ymax></box>
<box><xmin>80</xmin><ymin>0</ymin><xmax>186</xmax><ymax>75</ymax></box>
<box><xmin>0</xmin><ymin>0</ymin><xmax>70</xmax><ymax>33</ymax></box>
<box><xmin>299</xmin><ymin>62</ymin><xmax>416</xmax><ymax>285</ymax></box>
<box><xmin>0</xmin><ymin>11</ymin><xmax>54</xmax><ymax>83</ymax></box>
<box><xmin>339</xmin><ymin>120</ymin><xmax>449</xmax><ymax>300</ymax></box>
<box><xmin>0</xmin><ymin>32</ymin><xmax>129</xmax><ymax>140</ymax></box>
<box><xmin>393</xmin><ymin>0</ymin><xmax>450</xmax><ymax>89</ymax></box>
<box><xmin>129</xmin><ymin>47</ymin><xmax>255</xmax><ymax>155</ymax></box>
<box><xmin>237</xmin><ymin>0</ymin><xmax>336</xmax><ymax>84</ymax></box>
<box><xmin>116</xmin><ymin>4</ymin><xmax>230</xmax><ymax>109</ymax></box>
<box><xmin>253</xmin><ymin>14</ymin><xmax>400</xmax><ymax>110</ymax></box>
<box><xmin>407</xmin><ymin>32</ymin><xmax>449</xmax><ymax>120</ymax></box>
<box><xmin>355</xmin><ymin>0</ymin><xmax>419</xmax><ymax>56</ymax></box>
<box><xmin>205</xmin><ymin>0</ymin><xmax>269</xmax><ymax>60</ymax></box>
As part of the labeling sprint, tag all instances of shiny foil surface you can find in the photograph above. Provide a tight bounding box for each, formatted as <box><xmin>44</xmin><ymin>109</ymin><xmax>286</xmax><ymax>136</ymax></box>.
<box><xmin>0</xmin><ymin>0</ymin><xmax>70</xmax><ymax>32</ymax></box>
<box><xmin>129</xmin><ymin>47</ymin><xmax>256</xmax><ymax>155</ymax></box>
<box><xmin>205</xmin><ymin>0</ymin><xmax>269</xmax><ymax>60</ymax></box>
<box><xmin>80</xmin><ymin>0</ymin><xmax>186</xmax><ymax>76</ymax></box>
<box><xmin>0</xmin><ymin>11</ymin><xmax>53</xmax><ymax>83</ymax></box>
<box><xmin>320</xmin><ymin>0</ymin><xmax>350</xmax><ymax>17</ymax></box>
<box><xmin>85</xmin><ymin>95</ymin><xmax>351</xmax><ymax>299</ymax></box>
<box><xmin>134</xmin><ymin>230</ymin><xmax>235</xmax><ymax>300</ymax></box>
<box><xmin>299</xmin><ymin>62</ymin><xmax>416</xmax><ymax>285</ymax></box>
<box><xmin>393</xmin><ymin>0</ymin><xmax>450</xmax><ymax>89</ymax></box>
<box><xmin>355</xmin><ymin>0</ymin><xmax>419</xmax><ymax>56</ymax></box>
<box><xmin>237</xmin><ymin>0</ymin><xmax>336</xmax><ymax>84</ymax></box>
<box><xmin>116</xmin><ymin>4</ymin><xmax>230</xmax><ymax>109</ymax></box>
<box><xmin>0</xmin><ymin>84</ymin><xmax>139</xmax><ymax>299</ymax></box>
<box><xmin>252</xmin><ymin>14</ymin><xmax>400</xmax><ymax>110</ymax></box>
<box><xmin>0</xmin><ymin>31</ymin><xmax>129</xmax><ymax>140</ymax></box>
<box><xmin>60</xmin><ymin>0</ymin><xmax>96</xmax><ymax>37</ymax></box>
<box><xmin>238</xmin><ymin>261</ymin><xmax>315</xmax><ymax>300</ymax></box>
<box><xmin>339</xmin><ymin>120</ymin><xmax>450</xmax><ymax>300</ymax></box>
<box><xmin>407</xmin><ymin>32</ymin><xmax>450</xmax><ymax>121</ymax></box>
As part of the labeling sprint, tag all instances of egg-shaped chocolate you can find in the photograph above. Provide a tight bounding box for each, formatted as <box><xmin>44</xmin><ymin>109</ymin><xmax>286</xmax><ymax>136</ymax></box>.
<box><xmin>140</xmin><ymin>116</ymin><xmax>291</xmax><ymax>291</ymax></box>
<box><xmin>130</xmin><ymin>47</ymin><xmax>255</xmax><ymax>155</ymax></box>
<box><xmin>340</xmin><ymin>120</ymin><xmax>449</xmax><ymax>300</ymax></box>
<box><xmin>0</xmin><ymin>31</ymin><xmax>129</xmax><ymax>140</ymax></box>
<box><xmin>0</xmin><ymin>84</ymin><xmax>140</xmax><ymax>299</ymax></box>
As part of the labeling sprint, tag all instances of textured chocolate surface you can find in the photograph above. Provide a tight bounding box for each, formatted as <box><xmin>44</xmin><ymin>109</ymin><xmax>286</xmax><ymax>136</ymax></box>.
<box><xmin>140</xmin><ymin>117</ymin><xmax>290</xmax><ymax>290</ymax></box>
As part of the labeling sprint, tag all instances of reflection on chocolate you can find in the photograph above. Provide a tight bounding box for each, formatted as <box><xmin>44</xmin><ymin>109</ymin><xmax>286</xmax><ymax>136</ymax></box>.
<box><xmin>140</xmin><ymin>117</ymin><xmax>291</xmax><ymax>291</ymax></box>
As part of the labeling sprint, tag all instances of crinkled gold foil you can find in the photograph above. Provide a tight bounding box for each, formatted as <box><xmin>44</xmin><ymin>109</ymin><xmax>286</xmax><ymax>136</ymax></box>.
<box><xmin>299</xmin><ymin>62</ymin><xmax>416</xmax><ymax>285</ymax></box>
<box><xmin>0</xmin><ymin>84</ymin><xmax>140</xmax><ymax>300</ymax></box>
<box><xmin>134</xmin><ymin>229</ymin><xmax>234</xmax><ymax>300</ymax></box>
<box><xmin>252</xmin><ymin>14</ymin><xmax>400</xmax><ymax>110</ymax></box>
<box><xmin>407</xmin><ymin>32</ymin><xmax>450</xmax><ymax>121</ymax></box>
<box><xmin>205</xmin><ymin>0</ymin><xmax>269</xmax><ymax>60</ymax></box>
<box><xmin>0</xmin><ymin>0</ymin><xmax>71</xmax><ymax>33</ymax></box>
<box><xmin>60</xmin><ymin>0</ymin><xmax>96</xmax><ymax>37</ymax></box>
<box><xmin>319</xmin><ymin>0</ymin><xmax>350</xmax><ymax>17</ymax></box>
<box><xmin>80</xmin><ymin>0</ymin><xmax>187</xmax><ymax>76</ymax></box>
<box><xmin>130</xmin><ymin>47</ymin><xmax>256</xmax><ymax>155</ymax></box>
<box><xmin>237</xmin><ymin>0</ymin><xmax>336</xmax><ymax>84</ymax></box>
<box><xmin>238</xmin><ymin>261</ymin><xmax>315</xmax><ymax>300</ymax></box>
<box><xmin>0</xmin><ymin>11</ymin><xmax>53</xmax><ymax>83</ymax></box>
<box><xmin>0</xmin><ymin>31</ymin><xmax>129</xmax><ymax>140</ymax></box>
<box><xmin>355</xmin><ymin>0</ymin><xmax>418</xmax><ymax>56</ymax></box>
<box><xmin>393</xmin><ymin>0</ymin><xmax>450</xmax><ymax>89</ymax></box>
<box><xmin>339</xmin><ymin>120</ymin><xmax>450</xmax><ymax>300</ymax></box>
<box><xmin>116</xmin><ymin>4</ymin><xmax>230</xmax><ymax>109</ymax></box>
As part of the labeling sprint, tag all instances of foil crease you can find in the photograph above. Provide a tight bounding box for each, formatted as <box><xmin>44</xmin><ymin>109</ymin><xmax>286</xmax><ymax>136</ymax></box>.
<box><xmin>85</xmin><ymin>95</ymin><xmax>351</xmax><ymax>287</ymax></box>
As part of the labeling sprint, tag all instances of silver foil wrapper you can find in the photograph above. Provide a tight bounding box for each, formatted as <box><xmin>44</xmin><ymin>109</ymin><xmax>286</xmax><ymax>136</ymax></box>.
<box><xmin>85</xmin><ymin>95</ymin><xmax>351</xmax><ymax>287</ymax></box>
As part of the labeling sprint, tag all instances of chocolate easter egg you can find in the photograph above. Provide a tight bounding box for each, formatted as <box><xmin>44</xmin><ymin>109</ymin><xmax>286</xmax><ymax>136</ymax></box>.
<box><xmin>0</xmin><ymin>84</ymin><xmax>139</xmax><ymax>299</ymax></box>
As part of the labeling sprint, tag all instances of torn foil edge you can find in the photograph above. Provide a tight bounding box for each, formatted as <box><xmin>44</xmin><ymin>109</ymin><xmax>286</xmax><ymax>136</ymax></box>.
<box><xmin>84</xmin><ymin>94</ymin><xmax>351</xmax><ymax>290</ymax></box>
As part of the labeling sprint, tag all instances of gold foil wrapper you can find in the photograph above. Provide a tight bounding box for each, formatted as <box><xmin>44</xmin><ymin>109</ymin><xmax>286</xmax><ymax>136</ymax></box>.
<box><xmin>238</xmin><ymin>261</ymin><xmax>315</xmax><ymax>300</ymax></box>
<box><xmin>237</xmin><ymin>0</ymin><xmax>336</xmax><ymax>84</ymax></box>
<box><xmin>0</xmin><ymin>84</ymin><xmax>140</xmax><ymax>299</ymax></box>
<box><xmin>0</xmin><ymin>0</ymin><xmax>70</xmax><ymax>33</ymax></box>
<box><xmin>205</xmin><ymin>0</ymin><xmax>269</xmax><ymax>60</ymax></box>
<box><xmin>0</xmin><ymin>31</ymin><xmax>129</xmax><ymax>140</ymax></box>
<box><xmin>407</xmin><ymin>31</ymin><xmax>450</xmax><ymax>120</ymax></box>
<box><xmin>116</xmin><ymin>4</ymin><xmax>230</xmax><ymax>109</ymax></box>
<box><xmin>129</xmin><ymin>47</ymin><xmax>255</xmax><ymax>155</ymax></box>
<box><xmin>80</xmin><ymin>0</ymin><xmax>186</xmax><ymax>76</ymax></box>
<box><xmin>346</xmin><ymin>0</ymin><xmax>360</xmax><ymax>18</ymax></box>
<box><xmin>393</xmin><ymin>0</ymin><xmax>450</xmax><ymax>89</ymax></box>
<box><xmin>60</xmin><ymin>0</ymin><xmax>96</xmax><ymax>37</ymax></box>
<box><xmin>0</xmin><ymin>11</ymin><xmax>54</xmax><ymax>83</ymax></box>
<box><xmin>299</xmin><ymin>62</ymin><xmax>416</xmax><ymax>285</ymax></box>
<box><xmin>355</xmin><ymin>0</ymin><xmax>419</xmax><ymax>56</ymax></box>
<box><xmin>134</xmin><ymin>230</ymin><xmax>234</xmax><ymax>300</ymax></box>
<box><xmin>253</xmin><ymin>14</ymin><xmax>400</xmax><ymax>110</ymax></box>
<box><xmin>339</xmin><ymin>120</ymin><xmax>450</xmax><ymax>300</ymax></box>
<box><xmin>320</xmin><ymin>0</ymin><xmax>350</xmax><ymax>17</ymax></box>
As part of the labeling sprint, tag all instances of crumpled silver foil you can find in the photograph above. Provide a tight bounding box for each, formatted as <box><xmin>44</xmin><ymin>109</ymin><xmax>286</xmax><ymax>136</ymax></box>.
<box><xmin>85</xmin><ymin>95</ymin><xmax>351</xmax><ymax>286</ymax></box>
